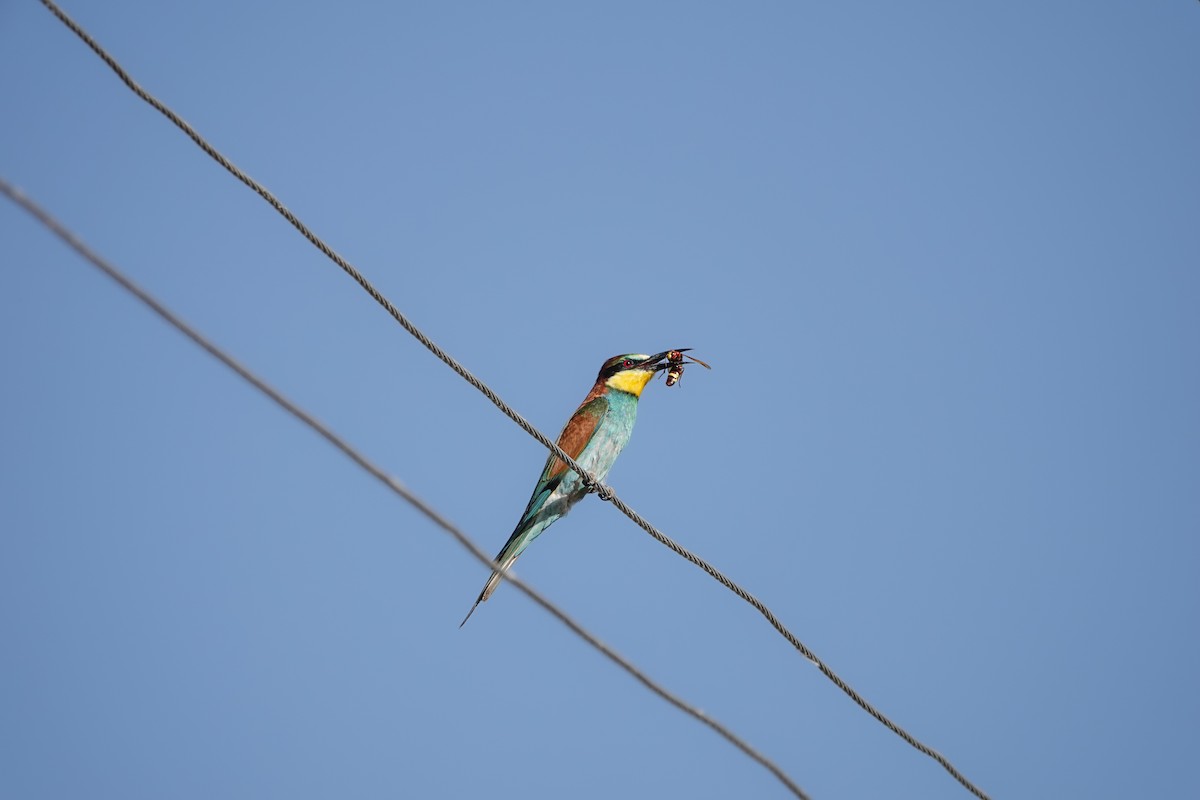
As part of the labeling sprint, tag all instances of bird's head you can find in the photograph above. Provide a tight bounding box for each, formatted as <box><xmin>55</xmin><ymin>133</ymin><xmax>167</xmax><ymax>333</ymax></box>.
<box><xmin>597</xmin><ymin>351</ymin><xmax>677</xmax><ymax>396</ymax></box>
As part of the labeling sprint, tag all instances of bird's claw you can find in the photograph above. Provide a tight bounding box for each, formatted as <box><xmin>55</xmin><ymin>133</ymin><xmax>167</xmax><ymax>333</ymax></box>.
<box><xmin>586</xmin><ymin>481</ymin><xmax>613</xmax><ymax>501</ymax></box>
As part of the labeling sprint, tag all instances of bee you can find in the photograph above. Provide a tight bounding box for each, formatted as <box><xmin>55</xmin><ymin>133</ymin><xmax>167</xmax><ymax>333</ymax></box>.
<box><xmin>664</xmin><ymin>349</ymin><xmax>711</xmax><ymax>387</ymax></box>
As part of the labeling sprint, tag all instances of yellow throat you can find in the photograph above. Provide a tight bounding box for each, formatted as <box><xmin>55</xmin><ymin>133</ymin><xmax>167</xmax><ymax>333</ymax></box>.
<box><xmin>605</xmin><ymin>369</ymin><xmax>656</xmax><ymax>396</ymax></box>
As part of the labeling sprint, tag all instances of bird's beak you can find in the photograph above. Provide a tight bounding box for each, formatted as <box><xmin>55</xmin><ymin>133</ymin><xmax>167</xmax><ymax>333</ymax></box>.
<box><xmin>639</xmin><ymin>349</ymin><xmax>690</xmax><ymax>371</ymax></box>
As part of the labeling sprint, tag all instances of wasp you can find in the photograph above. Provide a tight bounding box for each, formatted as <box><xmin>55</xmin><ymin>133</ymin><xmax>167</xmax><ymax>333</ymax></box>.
<box><xmin>664</xmin><ymin>349</ymin><xmax>711</xmax><ymax>387</ymax></box>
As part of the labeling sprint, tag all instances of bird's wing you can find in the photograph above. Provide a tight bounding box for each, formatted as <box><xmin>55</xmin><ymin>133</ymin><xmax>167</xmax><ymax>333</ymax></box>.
<box><xmin>544</xmin><ymin>394</ymin><xmax>609</xmax><ymax>483</ymax></box>
<box><xmin>517</xmin><ymin>394</ymin><xmax>608</xmax><ymax>521</ymax></box>
<box><xmin>459</xmin><ymin>395</ymin><xmax>609</xmax><ymax>625</ymax></box>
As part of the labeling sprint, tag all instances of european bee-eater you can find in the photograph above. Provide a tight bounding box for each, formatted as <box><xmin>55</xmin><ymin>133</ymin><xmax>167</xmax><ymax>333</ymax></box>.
<box><xmin>460</xmin><ymin>350</ymin><xmax>682</xmax><ymax>626</ymax></box>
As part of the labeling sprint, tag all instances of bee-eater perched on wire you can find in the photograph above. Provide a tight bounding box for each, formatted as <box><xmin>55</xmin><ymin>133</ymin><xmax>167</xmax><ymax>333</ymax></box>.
<box><xmin>460</xmin><ymin>351</ymin><xmax>682</xmax><ymax>626</ymax></box>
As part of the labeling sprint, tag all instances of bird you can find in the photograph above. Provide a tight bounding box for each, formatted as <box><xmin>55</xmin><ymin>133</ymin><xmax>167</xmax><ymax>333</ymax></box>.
<box><xmin>460</xmin><ymin>350</ymin><xmax>681</xmax><ymax>626</ymax></box>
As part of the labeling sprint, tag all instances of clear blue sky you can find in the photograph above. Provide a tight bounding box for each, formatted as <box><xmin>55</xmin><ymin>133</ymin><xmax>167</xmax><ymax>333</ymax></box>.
<box><xmin>2</xmin><ymin>2</ymin><xmax>1198</xmax><ymax>798</ymax></box>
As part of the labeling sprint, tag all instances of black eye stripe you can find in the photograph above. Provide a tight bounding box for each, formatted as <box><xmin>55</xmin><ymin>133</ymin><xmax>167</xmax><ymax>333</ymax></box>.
<box><xmin>600</xmin><ymin>356</ymin><xmax>644</xmax><ymax>379</ymax></box>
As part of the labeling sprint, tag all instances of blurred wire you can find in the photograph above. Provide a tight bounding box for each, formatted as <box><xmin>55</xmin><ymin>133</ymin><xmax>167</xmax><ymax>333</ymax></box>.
<box><xmin>1</xmin><ymin>175</ymin><xmax>812</xmax><ymax>800</ymax></box>
<box><xmin>34</xmin><ymin>3</ymin><xmax>992</xmax><ymax>798</ymax></box>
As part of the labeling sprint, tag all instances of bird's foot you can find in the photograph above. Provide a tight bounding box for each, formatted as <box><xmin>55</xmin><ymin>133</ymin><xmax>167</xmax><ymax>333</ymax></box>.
<box><xmin>586</xmin><ymin>482</ymin><xmax>614</xmax><ymax>501</ymax></box>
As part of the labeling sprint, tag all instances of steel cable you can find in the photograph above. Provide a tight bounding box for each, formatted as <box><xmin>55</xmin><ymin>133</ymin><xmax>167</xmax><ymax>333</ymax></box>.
<box><xmin>33</xmin><ymin>4</ymin><xmax>992</xmax><ymax>797</ymax></box>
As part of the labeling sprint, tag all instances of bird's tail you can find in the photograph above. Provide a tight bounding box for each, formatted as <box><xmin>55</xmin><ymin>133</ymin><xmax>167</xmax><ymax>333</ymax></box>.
<box><xmin>459</xmin><ymin>554</ymin><xmax>519</xmax><ymax>627</ymax></box>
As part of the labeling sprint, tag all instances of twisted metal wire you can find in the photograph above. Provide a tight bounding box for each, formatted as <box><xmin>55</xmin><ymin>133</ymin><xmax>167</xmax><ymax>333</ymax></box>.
<box><xmin>34</xmin><ymin>4</ymin><xmax>992</xmax><ymax>798</ymax></box>
<box><xmin>1</xmin><ymin>175</ymin><xmax>812</xmax><ymax>800</ymax></box>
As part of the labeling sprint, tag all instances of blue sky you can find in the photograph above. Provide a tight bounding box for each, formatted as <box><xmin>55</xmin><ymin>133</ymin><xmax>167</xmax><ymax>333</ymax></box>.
<box><xmin>2</xmin><ymin>2</ymin><xmax>1198</xmax><ymax>798</ymax></box>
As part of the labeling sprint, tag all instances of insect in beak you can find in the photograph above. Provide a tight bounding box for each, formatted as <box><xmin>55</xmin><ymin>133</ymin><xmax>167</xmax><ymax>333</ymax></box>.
<box><xmin>663</xmin><ymin>349</ymin><xmax>711</xmax><ymax>387</ymax></box>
